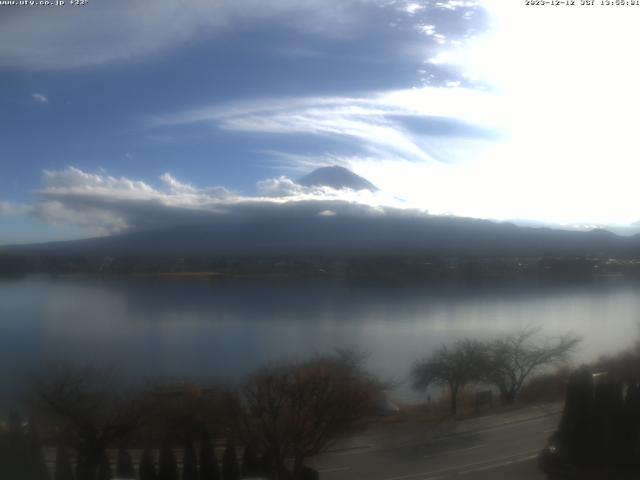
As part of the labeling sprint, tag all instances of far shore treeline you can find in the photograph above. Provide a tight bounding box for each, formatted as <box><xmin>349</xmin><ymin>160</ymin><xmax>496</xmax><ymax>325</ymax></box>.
<box><xmin>3</xmin><ymin>209</ymin><xmax>640</xmax><ymax>280</ymax></box>
<box><xmin>2</xmin><ymin>253</ymin><xmax>640</xmax><ymax>281</ymax></box>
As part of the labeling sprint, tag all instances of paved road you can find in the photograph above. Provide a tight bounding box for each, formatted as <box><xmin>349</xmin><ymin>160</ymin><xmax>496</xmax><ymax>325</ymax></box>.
<box><xmin>311</xmin><ymin>412</ymin><xmax>560</xmax><ymax>480</ymax></box>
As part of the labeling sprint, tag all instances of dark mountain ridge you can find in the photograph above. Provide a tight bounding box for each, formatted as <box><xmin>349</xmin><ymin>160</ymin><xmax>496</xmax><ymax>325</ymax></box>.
<box><xmin>2</xmin><ymin>208</ymin><xmax>639</xmax><ymax>259</ymax></box>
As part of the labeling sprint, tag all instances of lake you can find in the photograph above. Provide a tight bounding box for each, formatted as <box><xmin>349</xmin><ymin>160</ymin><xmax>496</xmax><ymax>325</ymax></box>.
<box><xmin>1</xmin><ymin>274</ymin><xmax>639</xmax><ymax>408</ymax></box>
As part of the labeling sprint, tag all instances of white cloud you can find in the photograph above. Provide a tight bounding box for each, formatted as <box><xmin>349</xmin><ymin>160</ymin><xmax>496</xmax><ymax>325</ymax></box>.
<box><xmin>404</xmin><ymin>3</ymin><xmax>426</xmax><ymax>15</ymax></box>
<box><xmin>43</xmin><ymin>167</ymin><xmax>157</xmax><ymax>197</ymax></box>
<box><xmin>160</xmin><ymin>173</ymin><xmax>198</xmax><ymax>195</ymax></box>
<box><xmin>436</xmin><ymin>0</ymin><xmax>480</xmax><ymax>10</ymax></box>
<box><xmin>0</xmin><ymin>201</ymin><xmax>32</xmax><ymax>216</ymax></box>
<box><xmin>31</xmin><ymin>93</ymin><xmax>48</xmax><ymax>104</ymax></box>
<box><xmin>257</xmin><ymin>176</ymin><xmax>307</xmax><ymax>197</ymax></box>
<box><xmin>35</xmin><ymin>167</ymin><xmax>233</xmax><ymax>233</ymax></box>
<box><xmin>30</xmin><ymin>167</ymin><xmax>402</xmax><ymax>234</ymax></box>
<box><xmin>318</xmin><ymin>209</ymin><xmax>337</xmax><ymax>217</ymax></box>
<box><xmin>418</xmin><ymin>24</ymin><xmax>436</xmax><ymax>36</ymax></box>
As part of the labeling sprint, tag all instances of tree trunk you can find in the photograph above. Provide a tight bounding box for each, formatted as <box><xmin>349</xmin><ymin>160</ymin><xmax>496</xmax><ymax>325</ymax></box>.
<box><xmin>276</xmin><ymin>463</ymin><xmax>292</xmax><ymax>480</ymax></box>
<box><xmin>76</xmin><ymin>448</ymin><xmax>100</xmax><ymax>480</ymax></box>
<box><xmin>450</xmin><ymin>385</ymin><xmax>458</xmax><ymax>416</ymax></box>
<box><xmin>292</xmin><ymin>456</ymin><xmax>304</xmax><ymax>480</ymax></box>
<box><xmin>500</xmin><ymin>388</ymin><xmax>516</xmax><ymax>405</ymax></box>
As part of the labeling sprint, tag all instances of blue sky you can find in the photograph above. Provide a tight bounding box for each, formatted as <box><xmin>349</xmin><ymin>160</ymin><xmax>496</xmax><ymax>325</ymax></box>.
<box><xmin>2</xmin><ymin>0</ymin><xmax>640</xmax><ymax>244</ymax></box>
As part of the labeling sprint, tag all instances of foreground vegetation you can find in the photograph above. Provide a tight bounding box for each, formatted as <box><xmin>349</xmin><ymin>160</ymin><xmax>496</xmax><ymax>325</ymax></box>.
<box><xmin>0</xmin><ymin>351</ymin><xmax>383</xmax><ymax>480</ymax></box>
<box><xmin>540</xmin><ymin>343</ymin><xmax>640</xmax><ymax>477</ymax></box>
<box><xmin>5</xmin><ymin>328</ymin><xmax>640</xmax><ymax>480</ymax></box>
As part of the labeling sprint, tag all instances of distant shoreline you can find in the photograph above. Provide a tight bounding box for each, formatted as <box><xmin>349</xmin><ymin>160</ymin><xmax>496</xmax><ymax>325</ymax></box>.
<box><xmin>3</xmin><ymin>252</ymin><xmax>640</xmax><ymax>281</ymax></box>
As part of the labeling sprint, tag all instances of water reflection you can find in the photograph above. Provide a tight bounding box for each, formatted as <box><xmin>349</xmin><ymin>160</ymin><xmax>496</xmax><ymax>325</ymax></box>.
<box><xmin>1</xmin><ymin>275</ymin><xmax>639</xmax><ymax>407</ymax></box>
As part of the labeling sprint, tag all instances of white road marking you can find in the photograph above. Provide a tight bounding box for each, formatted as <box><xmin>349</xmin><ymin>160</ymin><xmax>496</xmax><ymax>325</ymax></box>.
<box><xmin>382</xmin><ymin>450</ymin><xmax>540</xmax><ymax>480</ymax></box>
<box><xmin>451</xmin><ymin>413</ymin><xmax>560</xmax><ymax>436</ymax></box>
<box><xmin>319</xmin><ymin>466</ymin><xmax>352</xmax><ymax>473</ymax></box>
<box><xmin>423</xmin><ymin>443</ymin><xmax>488</xmax><ymax>459</ymax></box>
<box><xmin>458</xmin><ymin>453</ymin><xmax>538</xmax><ymax>475</ymax></box>
<box><xmin>325</xmin><ymin>445</ymin><xmax>373</xmax><ymax>456</ymax></box>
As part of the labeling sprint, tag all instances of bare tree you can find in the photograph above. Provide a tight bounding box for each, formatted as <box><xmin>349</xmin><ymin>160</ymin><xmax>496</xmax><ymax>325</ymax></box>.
<box><xmin>232</xmin><ymin>353</ymin><xmax>383</xmax><ymax>480</ymax></box>
<box><xmin>143</xmin><ymin>382</ymin><xmax>228</xmax><ymax>443</ymax></box>
<box><xmin>484</xmin><ymin>328</ymin><xmax>580</xmax><ymax>405</ymax></box>
<box><xmin>34</xmin><ymin>368</ymin><xmax>150</xmax><ymax>480</ymax></box>
<box><xmin>411</xmin><ymin>340</ymin><xmax>487</xmax><ymax>416</ymax></box>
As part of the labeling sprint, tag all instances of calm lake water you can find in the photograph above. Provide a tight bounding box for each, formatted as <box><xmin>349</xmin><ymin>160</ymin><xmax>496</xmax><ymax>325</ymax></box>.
<box><xmin>1</xmin><ymin>274</ymin><xmax>639</xmax><ymax>407</ymax></box>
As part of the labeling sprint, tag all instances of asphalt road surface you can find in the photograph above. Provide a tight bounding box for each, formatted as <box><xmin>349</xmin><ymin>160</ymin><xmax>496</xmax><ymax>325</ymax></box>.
<box><xmin>312</xmin><ymin>412</ymin><xmax>560</xmax><ymax>480</ymax></box>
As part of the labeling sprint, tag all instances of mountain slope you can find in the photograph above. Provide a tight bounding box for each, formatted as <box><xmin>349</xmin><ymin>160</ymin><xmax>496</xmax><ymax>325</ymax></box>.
<box><xmin>3</xmin><ymin>207</ymin><xmax>639</xmax><ymax>258</ymax></box>
<box><xmin>298</xmin><ymin>166</ymin><xmax>378</xmax><ymax>191</ymax></box>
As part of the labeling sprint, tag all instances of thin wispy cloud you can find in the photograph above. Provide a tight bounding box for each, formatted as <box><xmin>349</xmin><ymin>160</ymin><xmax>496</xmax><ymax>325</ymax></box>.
<box><xmin>0</xmin><ymin>0</ymin><xmax>481</xmax><ymax>70</ymax></box>
<box><xmin>31</xmin><ymin>93</ymin><xmax>48</xmax><ymax>104</ymax></box>
<box><xmin>148</xmin><ymin>87</ymin><xmax>501</xmax><ymax>166</ymax></box>
<box><xmin>258</xmin><ymin>151</ymin><xmax>354</xmax><ymax>175</ymax></box>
